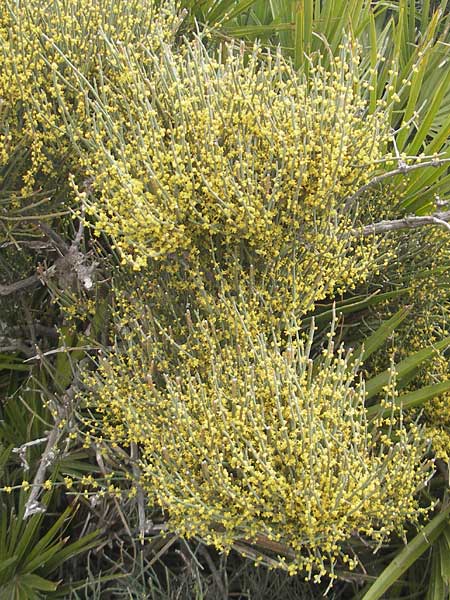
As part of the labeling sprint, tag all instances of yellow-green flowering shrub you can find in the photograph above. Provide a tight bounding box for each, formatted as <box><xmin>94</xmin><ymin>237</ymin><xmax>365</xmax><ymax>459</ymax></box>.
<box><xmin>77</xmin><ymin>41</ymin><xmax>384</xmax><ymax>266</ymax></box>
<box><xmin>84</xmin><ymin>43</ymin><xmax>384</xmax><ymax>248</ymax></box>
<box><xmin>3</xmin><ymin>0</ymin><xmax>434</xmax><ymax>582</ymax></box>
<box><xmin>408</xmin><ymin>239</ymin><xmax>450</xmax><ymax>461</ymax></box>
<box><xmin>61</xmin><ymin>36</ymin><xmax>397</xmax><ymax>330</ymax></box>
<box><xmin>83</xmin><ymin>307</ymin><xmax>431</xmax><ymax>579</ymax></box>
<box><xmin>0</xmin><ymin>0</ymin><xmax>177</xmax><ymax>213</ymax></box>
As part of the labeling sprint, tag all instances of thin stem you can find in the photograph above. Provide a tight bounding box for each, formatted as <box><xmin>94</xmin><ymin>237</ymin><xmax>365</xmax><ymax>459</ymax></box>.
<box><xmin>344</xmin><ymin>158</ymin><xmax>450</xmax><ymax>209</ymax></box>
<box><xmin>349</xmin><ymin>210</ymin><xmax>450</xmax><ymax>236</ymax></box>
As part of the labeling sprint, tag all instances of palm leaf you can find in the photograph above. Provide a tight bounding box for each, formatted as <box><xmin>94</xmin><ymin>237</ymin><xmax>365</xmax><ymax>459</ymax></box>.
<box><xmin>361</xmin><ymin>505</ymin><xmax>450</xmax><ymax>600</ymax></box>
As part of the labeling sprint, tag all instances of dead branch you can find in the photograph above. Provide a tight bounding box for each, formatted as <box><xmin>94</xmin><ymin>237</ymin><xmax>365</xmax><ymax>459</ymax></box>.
<box><xmin>12</xmin><ymin>437</ymin><xmax>48</xmax><ymax>471</ymax></box>
<box><xmin>0</xmin><ymin>274</ymin><xmax>40</xmax><ymax>296</ymax></box>
<box><xmin>350</xmin><ymin>210</ymin><xmax>450</xmax><ymax>237</ymax></box>
<box><xmin>344</xmin><ymin>157</ymin><xmax>450</xmax><ymax>210</ymax></box>
<box><xmin>23</xmin><ymin>423</ymin><xmax>62</xmax><ymax>518</ymax></box>
<box><xmin>23</xmin><ymin>380</ymin><xmax>78</xmax><ymax>519</ymax></box>
<box><xmin>38</xmin><ymin>221</ymin><xmax>69</xmax><ymax>254</ymax></box>
<box><xmin>1</xmin><ymin>217</ymin><xmax>97</xmax><ymax>297</ymax></box>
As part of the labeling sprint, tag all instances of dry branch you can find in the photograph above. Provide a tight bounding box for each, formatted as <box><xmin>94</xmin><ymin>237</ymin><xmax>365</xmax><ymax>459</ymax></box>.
<box><xmin>344</xmin><ymin>157</ymin><xmax>450</xmax><ymax>209</ymax></box>
<box><xmin>0</xmin><ymin>274</ymin><xmax>40</xmax><ymax>296</ymax></box>
<box><xmin>1</xmin><ymin>218</ymin><xmax>97</xmax><ymax>299</ymax></box>
<box><xmin>350</xmin><ymin>210</ymin><xmax>450</xmax><ymax>237</ymax></box>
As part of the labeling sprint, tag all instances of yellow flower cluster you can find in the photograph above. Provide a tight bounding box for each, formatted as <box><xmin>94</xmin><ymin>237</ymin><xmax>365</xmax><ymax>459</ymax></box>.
<box><xmin>55</xmin><ymin>35</ymin><xmax>395</xmax><ymax>334</ymax></box>
<box><xmin>411</xmin><ymin>230</ymin><xmax>450</xmax><ymax>455</ymax></box>
<box><xmin>70</xmin><ymin>39</ymin><xmax>387</xmax><ymax>300</ymax></box>
<box><xmin>3</xmin><ymin>0</ymin><xmax>433</xmax><ymax>581</ymax></box>
<box><xmin>0</xmin><ymin>0</ymin><xmax>177</xmax><ymax>212</ymax></box>
<box><xmin>84</xmin><ymin>310</ymin><xmax>430</xmax><ymax>578</ymax></box>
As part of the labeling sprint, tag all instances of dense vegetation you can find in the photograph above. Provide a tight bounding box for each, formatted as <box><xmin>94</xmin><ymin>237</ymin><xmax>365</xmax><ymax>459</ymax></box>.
<box><xmin>1</xmin><ymin>1</ymin><xmax>450</xmax><ymax>598</ymax></box>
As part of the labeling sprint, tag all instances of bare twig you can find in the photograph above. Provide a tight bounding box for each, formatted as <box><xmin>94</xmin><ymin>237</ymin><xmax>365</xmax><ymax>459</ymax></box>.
<box><xmin>23</xmin><ymin>423</ymin><xmax>61</xmax><ymax>518</ymax></box>
<box><xmin>130</xmin><ymin>442</ymin><xmax>147</xmax><ymax>544</ymax></box>
<box><xmin>344</xmin><ymin>157</ymin><xmax>450</xmax><ymax>209</ymax></box>
<box><xmin>12</xmin><ymin>437</ymin><xmax>48</xmax><ymax>471</ymax></box>
<box><xmin>199</xmin><ymin>546</ymin><xmax>227</xmax><ymax>600</ymax></box>
<box><xmin>0</xmin><ymin>274</ymin><xmax>40</xmax><ymax>296</ymax></box>
<box><xmin>1</xmin><ymin>217</ymin><xmax>97</xmax><ymax>299</ymax></box>
<box><xmin>0</xmin><ymin>240</ymin><xmax>54</xmax><ymax>250</ymax></box>
<box><xmin>23</xmin><ymin>382</ymin><xmax>78</xmax><ymax>519</ymax></box>
<box><xmin>350</xmin><ymin>210</ymin><xmax>450</xmax><ymax>237</ymax></box>
<box><xmin>38</xmin><ymin>221</ymin><xmax>69</xmax><ymax>254</ymax></box>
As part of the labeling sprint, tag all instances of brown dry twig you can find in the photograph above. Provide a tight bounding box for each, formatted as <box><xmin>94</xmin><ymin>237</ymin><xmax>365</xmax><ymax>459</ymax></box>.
<box><xmin>344</xmin><ymin>157</ymin><xmax>450</xmax><ymax>210</ymax></box>
<box><xmin>350</xmin><ymin>209</ymin><xmax>450</xmax><ymax>237</ymax></box>
<box><xmin>0</xmin><ymin>274</ymin><xmax>40</xmax><ymax>296</ymax></box>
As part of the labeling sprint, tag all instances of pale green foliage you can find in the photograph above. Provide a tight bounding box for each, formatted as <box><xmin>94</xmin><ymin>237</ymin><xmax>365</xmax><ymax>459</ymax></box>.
<box><xmin>62</xmin><ymin>34</ymin><xmax>396</xmax><ymax>337</ymax></box>
<box><xmin>83</xmin><ymin>304</ymin><xmax>432</xmax><ymax>579</ymax></box>
<box><xmin>1</xmin><ymin>0</ymin><xmax>449</xmax><ymax>595</ymax></box>
<box><xmin>0</xmin><ymin>0</ymin><xmax>178</xmax><ymax>228</ymax></box>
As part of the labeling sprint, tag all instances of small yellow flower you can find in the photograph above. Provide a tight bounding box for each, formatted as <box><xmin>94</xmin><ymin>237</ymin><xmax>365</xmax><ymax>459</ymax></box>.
<box><xmin>64</xmin><ymin>477</ymin><xmax>74</xmax><ymax>490</ymax></box>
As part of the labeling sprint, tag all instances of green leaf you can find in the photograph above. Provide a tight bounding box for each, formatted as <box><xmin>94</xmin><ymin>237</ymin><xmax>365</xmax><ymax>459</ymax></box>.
<box><xmin>224</xmin><ymin>23</ymin><xmax>292</xmax><ymax>36</ymax></box>
<box><xmin>40</xmin><ymin>530</ymin><xmax>102</xmax><ymax>576</ymax></box>
<box><xmin>20</xmin><ymin>573</ymin><xmax>58</xmax><ymax>592</ymax></box>
<box><xmin>224</xmin><ymin>0</ymin><xmax>257</xmax><ymax>21</ymax></box>
<box><xmin>302</xmin><ymin>289</ymin><xmax>411</xmax><ymax>326</ymax></box>
<box><xmin>426</xmin><ymin>538</ymin><xmax>446</xmax><ymax>600</ymax></box>
<box><xmin>53</xmin><ymin>572</ymin><xmax>128</xmax><ymax>598</ymax></box>
<box><xmin>367</xmin><ymin>379</ymin><xmax>450</xmax><ymax>418</ymax></box>
<box><xmin>407</xmin><ymin>63</ymin><xmax>450</xmax><ymax>156</ymax></box>
<box><xmin>365</xmin><ymin>335</ymin><xmax>450</xmax><ymax>400</ymax></box>
<box><xmin>361</xmin><ymin>506</ymin><xmax>450</xmax><ymax>600</ymax></box>
<box><xmin>0</xmin><ymin>557</ymin><xmax>18</xmax><ymax>574</ymax></box>
<box><xmin>54</xmin><ymin>327</ymin><xmax>81</xmax><ymax>390</ymax></box>
<box><xmin>24</xmin><ymin>505</ymin><xmax>74</xmax><ymax>569</ymax></box>
<box><xmin>358</xmin><ymin>306</ymin><xmax>411</xmax><ymax>362</ymax></box>
<box><xmin>294</xmin><ymin>0</ymin><xmax>314</xmax><ymax>69</ymax></box>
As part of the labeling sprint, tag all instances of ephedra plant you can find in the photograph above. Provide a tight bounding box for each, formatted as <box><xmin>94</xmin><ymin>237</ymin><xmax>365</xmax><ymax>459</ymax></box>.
<box><xmin>2</xmin><ymin>0</ymin><xmax>450</xmax><ymax>594</ymax></box>
<box><xmin>60</xmin><ymin>29</ymin><xmax>436</xmax><ymax>580</ymax></box>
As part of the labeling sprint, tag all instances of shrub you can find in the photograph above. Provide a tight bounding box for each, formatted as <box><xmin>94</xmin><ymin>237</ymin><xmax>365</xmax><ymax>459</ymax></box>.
<box><xmin>84</xmin><ymin>309</ymin><xmax>431</xmax><ymax>579</ymax></box>
<box><xmin>0</xmin><ymin>0</ymin><xmax>177</xmax><ymax>219</ymax></box>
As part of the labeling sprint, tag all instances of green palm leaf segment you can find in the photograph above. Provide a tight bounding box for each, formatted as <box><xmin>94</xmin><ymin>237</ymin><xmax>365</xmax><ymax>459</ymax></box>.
<box><xmin>360</xmin><ymin>505</ymin><xmax>450</xmax><ymax>600</ymax></box>
<box><xmin>0</xmin><ymin>490</ymin><xmax>101</xmax><ymax>599</ymax></box>
<box><xmin>365</xmin><ymin>334</ymin><xmax>450</xmax><ymax>402</ymax></box>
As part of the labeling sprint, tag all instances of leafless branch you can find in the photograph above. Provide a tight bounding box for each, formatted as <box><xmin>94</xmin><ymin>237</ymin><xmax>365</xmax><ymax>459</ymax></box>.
<box><xmin>23</xmin><ymin>423</ymin><xmax>61</xmax><ymax>518</ymax></box>
<box><xmin>0</xmin><ymin>240</ymin><xmax>54</xmax><ymax>250</ymax></box>
<box><xmin>38</xmin><ymin>221</ymin><xmax>69</xmax><ymax>253</ymax></box>
<box><xmin>0</xmin><ymin>274</ymin><xmax>40</xmax><ymax>296</ymax></box>
<box><xmin>344</xmin><ymin>157</ymin><xmax>450</xmax><ymax>210</ymax></box>
<box><xmin>350</xmin><ymin>210</ymin><xmax>450</xmax><ymax>237</ymax></box>
<box><xmin>1</xmin><ymin>218</ymin><xmax>97</xmax><ymax>298</ymax></box>
<box><xmin>23</xmin><ymin>381</ymin><xmax>78</xmax><ymax>519</ymax></box>
<box><xmin>12</xmin><ymin>437</ymin><xmax>48</xmax><ymax>471</ymax></box>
